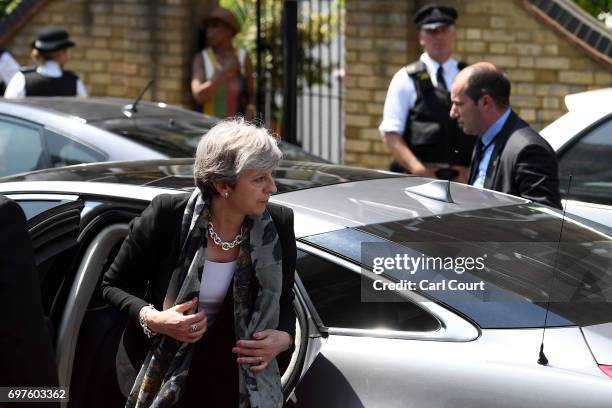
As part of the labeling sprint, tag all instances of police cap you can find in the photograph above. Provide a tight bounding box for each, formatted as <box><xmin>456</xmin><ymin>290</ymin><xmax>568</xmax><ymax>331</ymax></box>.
<box><xmin>31</xmin><ymin>26</ymin><xmax>75</xmax><ymax>52</ymax></box>
<box><xmin>413</xmin><ymin>4</ymin><xmax>458</xmax><ymax>30</ymax></box>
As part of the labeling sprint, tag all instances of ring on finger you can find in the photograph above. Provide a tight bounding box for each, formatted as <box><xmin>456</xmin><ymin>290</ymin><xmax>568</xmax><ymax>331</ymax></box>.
<box><xmin>259</xmin><ymin>356</ymin><xmax>263</xmax><ymax>364</ymax></box>
<box><xmin>190</xmin><ymin>323</ymin><xmax>198</xmax><ymax>333</ymax></box>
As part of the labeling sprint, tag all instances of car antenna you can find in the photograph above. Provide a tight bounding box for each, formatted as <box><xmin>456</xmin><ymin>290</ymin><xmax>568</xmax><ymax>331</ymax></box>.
<box><xmin>538</xmin><ymin>175</ymin><xmax>572</xmax><ymax>366</ymax></box>
<box><xmin>123</xmin><ymin>79</ymin><xmax>154</xmax><ymax>114</ymax></box>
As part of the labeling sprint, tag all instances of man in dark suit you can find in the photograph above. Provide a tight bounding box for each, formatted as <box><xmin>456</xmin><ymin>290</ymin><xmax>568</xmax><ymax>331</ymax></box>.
<box><xmin>0</xmin><ymin>195</ymin><xmax>59</xmax><ymax>393</ymax></box>
<box><xmin>450</xmin><ymin>62</ymin><xmax>561</xmax><ymax>209</ymax></box>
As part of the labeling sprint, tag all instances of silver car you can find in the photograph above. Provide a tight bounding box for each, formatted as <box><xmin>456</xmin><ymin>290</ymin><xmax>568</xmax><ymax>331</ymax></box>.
<box><xmin>540</xmin><ymin>88</ymin><xmax>612</xmax><ymax>227</ymax></box>
<box><xmin>0</xmin><ymin>97</ymin><xmax>326</xmax><ymax>178</ymax></box>
<box><xmin>1</xmin><ymin>159</ymin><xmax>611</xmax><ymax>407</ymax></box>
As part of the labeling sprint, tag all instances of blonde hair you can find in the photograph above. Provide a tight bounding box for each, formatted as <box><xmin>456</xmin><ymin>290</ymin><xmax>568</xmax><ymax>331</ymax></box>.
<box><xmin>31</xmin><ymin>48</ymin><xmax>64</xmax><ymax>64</ymax></box>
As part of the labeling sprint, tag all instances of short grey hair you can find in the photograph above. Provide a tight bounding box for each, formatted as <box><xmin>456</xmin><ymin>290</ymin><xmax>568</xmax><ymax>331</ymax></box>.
<box><xmin>194</xmin><ymin>118</ymin><xmax>282</xmax><ymax>195</ymax></box>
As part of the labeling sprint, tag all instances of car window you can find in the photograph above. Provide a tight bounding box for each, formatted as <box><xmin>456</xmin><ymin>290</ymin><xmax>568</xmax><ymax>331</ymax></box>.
<box><xmin>0</xmin><ymin>119</ymin><xmax>44</xmax><ymax>177</ymax></box>
<box><xmin>18</xmin><ymin>199</ymin><xmax>73</xmax><ymax>219</ymax></box>
<box><xmin>559</xmin><ymin>117</ymin><xmax>612</xmax><ymax>205</ymax></box>
<box><xmin>46</xmin><ymin>131</ymin><xmax>106</xmax><ymax>167</ymax></box>
<box><xmin>296</xmin><ymin>249</ymin><xmax>439</xmax><ymax>332</ymax></box>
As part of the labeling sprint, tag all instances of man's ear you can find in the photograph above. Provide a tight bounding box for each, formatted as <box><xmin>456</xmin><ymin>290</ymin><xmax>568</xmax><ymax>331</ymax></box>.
<box><xmin>479</xmin><ymin>94</ymin><xmax>494</xmax><ymax>112</ymax></box>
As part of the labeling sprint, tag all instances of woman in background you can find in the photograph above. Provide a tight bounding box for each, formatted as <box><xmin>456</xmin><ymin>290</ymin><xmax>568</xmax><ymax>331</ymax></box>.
<box><xmin>191</xmin><ymin>7</ymin><xmax>255</xmax><ymax>120</ymax></box>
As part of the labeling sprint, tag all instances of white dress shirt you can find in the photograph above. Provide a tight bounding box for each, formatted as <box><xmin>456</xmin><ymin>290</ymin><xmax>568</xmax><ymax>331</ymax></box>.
<box><xmin>0</xmin><ymin>51</ymin><xmax>20</xmax><ymax>85</ymax></box>
<box><xmin>379</xmin><ymin>53</ymin><xmax>460</xmax><ymax>136</ymax></box>
<box><xmin>4</xmin><ymin>60</ymin><xmax>88</xmax><ymax>98</ymax></box>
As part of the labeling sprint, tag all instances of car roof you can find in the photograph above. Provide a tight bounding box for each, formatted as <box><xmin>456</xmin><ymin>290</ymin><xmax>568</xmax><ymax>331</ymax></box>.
<box><xmin>0</xmin><ymin>96</ymin><xmax>212</xmax><ymax>123</ymax></box>
<box><xmin>0</xmin><ymin>97</ymin><xmax>329</xmax><ymax>164</ymax></box>
<box><xmin>564</xmin><ymin>88</ymin><xmax>612</xmax><ymax>113</ymax></box>
<box><xmin>0</xmin><ymin>158</ymin><xmax>528</xmax><ymax>235</ymax></box>
<box><xmin>541</xmin><ymin>88</ymin><xmax>611</xmax><ymax>151</ymax></box>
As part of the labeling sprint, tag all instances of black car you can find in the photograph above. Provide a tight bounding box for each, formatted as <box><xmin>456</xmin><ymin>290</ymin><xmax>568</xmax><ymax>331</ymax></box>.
<box><xmin>0</xmin><ymin>97</ymin><xmax>326</xmax><ymax>177</ymax></box>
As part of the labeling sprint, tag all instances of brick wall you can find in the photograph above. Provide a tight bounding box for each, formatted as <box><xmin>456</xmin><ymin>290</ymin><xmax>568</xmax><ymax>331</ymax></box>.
<box><xmin>4</xmin><ymin>0</ymin><xmax>215</xmax><ymax>107</ymax></box>
<box><xmin>344</xmin><ymin>0</ymin><xmax>612</xmax><ymax>169</ymax></box>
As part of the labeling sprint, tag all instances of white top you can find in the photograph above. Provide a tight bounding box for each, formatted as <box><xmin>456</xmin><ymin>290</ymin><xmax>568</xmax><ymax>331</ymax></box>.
<box><xmin>378</xmin><ymin>53</ymin><xmax>460</xmax><ymax>136</ymax></box>
<box><xmin>4</xmin><ymin>60</ymin><xmax>88</xmax><ymax>98</ymax></box>
<box><xmin>0</xmin><ymin>51</ymin><xmax>20</xmax><ymax>85</ymax></box>
<box><xmin>201</xmin><ymin>47</ymin><xmax>247</xmax><ymax>78</ymax></box>
<box><xmin>198</xmin><ymin>259</ymin><xmax>236</xmax><ymax>325</ymax></box>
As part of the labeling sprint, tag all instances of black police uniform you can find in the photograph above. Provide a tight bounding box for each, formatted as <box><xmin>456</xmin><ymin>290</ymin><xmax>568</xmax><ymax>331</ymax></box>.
<box><xmin>396</xmin><ymin>60</ymin><xmax>476</xmax><ymax>170</ymax></box>
<box><xmin>21</xmin><ymin>67</ymin><xmax>79</xmax><ymax>96</ymax></box>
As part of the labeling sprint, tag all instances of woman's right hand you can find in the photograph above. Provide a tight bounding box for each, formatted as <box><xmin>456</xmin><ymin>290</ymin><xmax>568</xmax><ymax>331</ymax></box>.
<box><xmin>143</xmin><ymin>297</ymin><xmax>207</xmax><ymax>343</ymax></box>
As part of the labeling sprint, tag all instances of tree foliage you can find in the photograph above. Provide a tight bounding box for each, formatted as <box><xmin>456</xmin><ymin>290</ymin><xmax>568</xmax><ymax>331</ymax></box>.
<box><xmin>218</xmin><ymin>0</ymin><xmax>342</xmax><ymax>124</ymax></box>
<box><xmin>572</xmin><ymin>0</ymin><xmax>611</xmax><ymax>23</ymax></box>
<box><xmin>0</xmin><ymin>0</ymin><xmax>22</xmax><ymax>17</ymax></box>
<box><xmin>219</xmin><ymin>0</ymin><xmax>342</xmax><ymax>89</ymax></box>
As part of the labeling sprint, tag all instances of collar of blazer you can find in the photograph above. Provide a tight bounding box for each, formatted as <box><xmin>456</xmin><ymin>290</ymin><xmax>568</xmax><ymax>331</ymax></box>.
<box><xmin>482</xmin><ymin>110</ymin><xmax>520</xmax><ymax>189</ymax></box>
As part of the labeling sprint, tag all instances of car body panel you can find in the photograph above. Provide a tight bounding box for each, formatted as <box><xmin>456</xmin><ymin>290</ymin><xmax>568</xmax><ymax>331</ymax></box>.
<box><xmin>583</xmin><ymin>322</ymin><xmax>612</xmax><ymax>365</ymax></box>
<box><xmin>563</xmin><ymin>199</ymin><xmax>612</xmax><ymax>229</ymax></box>
<box><xmin>272</xmin><ymin>178</ymin><xmax>526</xmax><ymax>231</ymax></box>
<box><xmin>289</xmin><ymin>328</ymin><xmax>611</xmax><ymax>408</ymax></box>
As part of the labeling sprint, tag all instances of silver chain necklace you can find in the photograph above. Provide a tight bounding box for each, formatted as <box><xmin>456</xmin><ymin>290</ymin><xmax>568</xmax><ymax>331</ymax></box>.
<box><xmin>208</xmin><ymin>221</ymin><xmax>243</xmax><ymax>251</ymax></box>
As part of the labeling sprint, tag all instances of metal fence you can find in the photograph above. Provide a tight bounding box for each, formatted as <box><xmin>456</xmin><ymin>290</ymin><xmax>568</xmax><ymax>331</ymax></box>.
<box><xmin>256</xmin><ymin>0</ymin><xmax>344</xmax><ymax>163</ymax></box>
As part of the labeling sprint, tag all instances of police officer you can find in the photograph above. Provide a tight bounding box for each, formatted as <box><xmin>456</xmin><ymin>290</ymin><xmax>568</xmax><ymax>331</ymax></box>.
<box><xmin>4</xmin><ymin>26</ymin><xmax>87</xmax><ymax>97</ymax></box>
<box><xmin>379</xmin><ymin>4</ymin><xmax>476</xmax><ymax>181</ymax></box>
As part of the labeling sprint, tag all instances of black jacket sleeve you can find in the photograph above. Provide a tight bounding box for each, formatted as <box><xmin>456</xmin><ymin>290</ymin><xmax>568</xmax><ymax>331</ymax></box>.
<box><xmin>514</xmin><ymin>141</ymin><xmax>562</xmax><ymax>210</ymax></box>
<box><xmin>101</xmin><ymin>194</ymin><xmax>187</xmax><ymax>321</ymax></box>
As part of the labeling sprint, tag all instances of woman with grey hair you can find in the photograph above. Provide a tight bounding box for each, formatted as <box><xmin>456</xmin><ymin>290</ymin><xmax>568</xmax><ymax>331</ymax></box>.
<box><xmin>102</xmin><ymin>118</ymin><xmax>296</xmax><ymax>407</ymax></box>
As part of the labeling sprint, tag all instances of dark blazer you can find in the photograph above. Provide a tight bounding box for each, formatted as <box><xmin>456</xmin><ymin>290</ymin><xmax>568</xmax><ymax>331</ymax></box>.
<box><xmin>469</xmin><ymin>111</ymin><xmax>562</xmax><ymax>209</ymax></box>
<box><xmin>101</xmin><ymin>193</ymin><xmax>296</xmax><ymax>395</ymax></box>
<box><xmin>0</xmin><ymin>196</ymin><xmax>59</xmax><ymax>390</ymax></box>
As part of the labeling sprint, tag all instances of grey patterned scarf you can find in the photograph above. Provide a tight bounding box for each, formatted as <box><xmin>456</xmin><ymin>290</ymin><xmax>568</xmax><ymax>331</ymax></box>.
<box><xmin>125</xmin><ymin>189</ymin><xmax>284</xmax><ymax>408</ymax></box>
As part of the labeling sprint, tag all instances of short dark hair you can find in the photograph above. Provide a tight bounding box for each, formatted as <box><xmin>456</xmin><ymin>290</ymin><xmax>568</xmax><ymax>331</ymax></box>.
<box><xmin>464</xmin><ymin>66</ymin><xmax>511</xmax><ymax>108</ymax></box>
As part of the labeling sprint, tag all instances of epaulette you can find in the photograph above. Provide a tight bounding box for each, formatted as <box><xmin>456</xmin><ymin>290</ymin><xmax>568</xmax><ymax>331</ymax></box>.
<box><xmin>405</xmin><ymin>61</ymin><xmax>434</xmax><ymax>94</ymax></box>
<box><xmin>20</xmin><ymin>65</ymin><xmax>37</xmax><ymax>73</ymax></box>
<box><xmin>405</xmin><ymin>61</ymin><xmax>427</xmax><ymax>76</ymax></box>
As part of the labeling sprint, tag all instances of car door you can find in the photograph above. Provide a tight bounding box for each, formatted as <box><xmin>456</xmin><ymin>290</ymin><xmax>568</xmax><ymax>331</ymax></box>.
<box><xmin>12</xmin><ymin>193</ymin><xmax>143</xmax><ymax>407</ymax></box>
<box><xmin>15</xmin><ymin>196</ymin><xmax>84</xmax><ymax>331</ymax></box>
<box><xmin>286</xmin><ymin>244</ymin><xmax>479</xmax><ymax>408</ymax></box>
<box><xmin>557</xmin><ymin>114</ymin><xmax>612</xmax><ymax>227</ymax></box>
